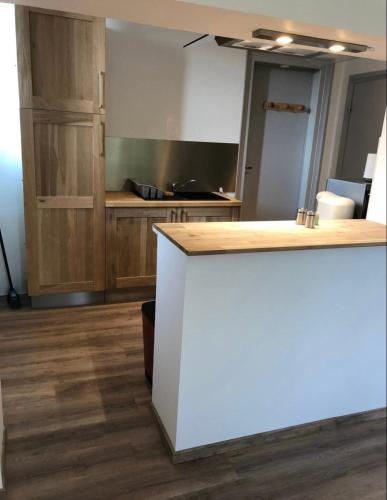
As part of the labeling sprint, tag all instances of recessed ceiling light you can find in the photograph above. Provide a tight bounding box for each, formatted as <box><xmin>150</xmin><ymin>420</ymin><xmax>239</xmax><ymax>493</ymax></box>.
<box><xmin>329</xmin><ymin>43</ymin><xmax>346</xmax><ymax>53</ymax></box>
<box><xmin>276</xmin><ymin>35</ymin><xmax>293</xmax><ymax>45</ymax></box>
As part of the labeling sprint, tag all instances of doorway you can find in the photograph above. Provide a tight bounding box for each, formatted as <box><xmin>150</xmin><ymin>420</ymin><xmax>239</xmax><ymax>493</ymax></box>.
<box><xmin>237</xmin><ymin>53</ymin><xmax>333</xmax><ymax>221</ymax></box>
<box><xmin>337</xmin><ymin>72</ymin><xmax>386</xmax><ymax>180</ymax></box>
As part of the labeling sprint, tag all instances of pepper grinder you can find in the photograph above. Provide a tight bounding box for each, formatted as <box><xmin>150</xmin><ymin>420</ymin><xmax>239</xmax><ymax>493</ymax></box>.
<box><xmin>305</xmin><ymin>210</ymin><xmax>317</xmax><ymax>229</ymax></box>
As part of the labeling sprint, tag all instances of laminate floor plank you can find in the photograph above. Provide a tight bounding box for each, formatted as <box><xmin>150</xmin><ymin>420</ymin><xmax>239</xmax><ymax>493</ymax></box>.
<box><xmin>0</xmin><ymin>302</ymin><xmax>385</xmax><ymax>499</ymax></box>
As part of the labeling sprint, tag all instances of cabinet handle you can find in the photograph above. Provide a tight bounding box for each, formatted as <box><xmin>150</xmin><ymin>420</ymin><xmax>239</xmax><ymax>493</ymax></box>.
<box><xmin>98</xmin><ymin>71</ymin><xmax>105</xmax><ymax>109</ymax></box>
<box><xmin>100</xmin><ymin>121</ymin><xmax>105</xmax><ymax>157</ymax></box>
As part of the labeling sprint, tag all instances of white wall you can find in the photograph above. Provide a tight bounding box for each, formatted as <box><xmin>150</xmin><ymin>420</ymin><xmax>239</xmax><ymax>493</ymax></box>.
<box><xmin>0</xmin><ymin>3</ymin><xmax>25</xmax><ymax>296</ymax></box>
<box><xmin>152</xmin><ymin>234</ymin><xmax>188</xmax><ymax>449</ymax></box>
<box><xmin>367</xmin><ymin>113</ymin><xmax>386</xmax><ymax>224</ymax></box>
<box><xmin>318</xmin><ymin>58</ymin><xmax>387</xmax><ymax>192</ymax></box>
<box><xmin>0</xmin><ymin>381</ymin><xmax>4</xmax><ymax>490</ymax></box>
<box><xmin>106</xmin><ymin>19</ymin><xmax>247</xmax><ymax>142</ymax></box>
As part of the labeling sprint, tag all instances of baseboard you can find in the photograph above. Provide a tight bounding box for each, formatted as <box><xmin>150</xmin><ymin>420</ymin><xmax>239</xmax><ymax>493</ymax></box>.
<box><xmin>151</xmin><ymin>404</ymin><xmax>386</xmax><ymax>464</ymax></box>
<box><xmin>151</xmin><ymin>403</ymin><xmax>179</xmax><ymax>461</ymax></box>
<box><xmin>31</xmin><ymin>291</ymin><xmax>105</xmax><ymax>309</ymax></box>
<box><xmin>0</xmin><ymin>293</ymin><xmax>29</xmax><ymax>308</ymax></box>
<box><xmin>105</xmin><ymin>287</ymin><xmax>156</xmax><ymax>304</ymax></box>
<box><xmin>1</xmin><ymin>289</ymin><xmax>155</xmax><ymax>308</ymax></box>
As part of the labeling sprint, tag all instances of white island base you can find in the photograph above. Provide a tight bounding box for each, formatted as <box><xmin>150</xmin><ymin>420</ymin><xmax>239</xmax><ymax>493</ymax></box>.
<box><xmin>152</xmin><ymin>222</ymin><xmax>386</xmax><ymax>458</ymax></box>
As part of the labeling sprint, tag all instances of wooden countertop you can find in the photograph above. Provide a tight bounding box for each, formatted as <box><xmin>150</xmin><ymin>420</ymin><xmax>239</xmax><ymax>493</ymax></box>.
<box><xmin>105</xmin><ymin>191</ymin><xmax>242</xmax><ymax>208</ymax></box>
<box><xmin>153</xmin><ymin>219</ymin><xmax>387</xmax><ymax>256</ymax></box>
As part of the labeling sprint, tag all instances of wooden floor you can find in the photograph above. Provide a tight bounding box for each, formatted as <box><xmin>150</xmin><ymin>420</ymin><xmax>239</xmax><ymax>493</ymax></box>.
<box><xmin>0</xmin><ymin>302</ymin><xmax>385</xmax><ymax>500</ymax></box>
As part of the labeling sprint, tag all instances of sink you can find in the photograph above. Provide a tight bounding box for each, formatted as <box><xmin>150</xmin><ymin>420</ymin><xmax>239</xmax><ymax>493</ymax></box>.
<box><xmin>171</xmin><ymin>192</ymin><xmax>228</xmax><ymax>201</ymax></box>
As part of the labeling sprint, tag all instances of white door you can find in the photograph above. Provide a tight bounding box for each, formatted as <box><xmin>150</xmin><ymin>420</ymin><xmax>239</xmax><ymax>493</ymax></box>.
<box><xmin>242</xmin><ymin>65</ymin><xmax>315</xmax><ymax>221</ymax></box>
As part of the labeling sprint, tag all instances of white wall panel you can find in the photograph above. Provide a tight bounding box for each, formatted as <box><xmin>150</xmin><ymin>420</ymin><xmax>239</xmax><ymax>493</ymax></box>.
<box><xmin>0</xmin><ymin>3</ymin><xmax>25</xmax><ymax>295</ymax></box>
<box><xmin>106</xmin><ymin>19</ymin><xmax>246</xmax><ymax>143</ymax></box>
<box><xmin>367</xmin><ymin>113</ymin><xmax>387</xmax><ymax>224</ymax></box>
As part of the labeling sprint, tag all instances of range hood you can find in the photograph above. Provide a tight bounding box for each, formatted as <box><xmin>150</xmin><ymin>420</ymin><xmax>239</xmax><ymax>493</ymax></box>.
<box><xmin>215</xmin><ymin>30</ymin><xmax>370</xmax><ymax>62</ymax></box>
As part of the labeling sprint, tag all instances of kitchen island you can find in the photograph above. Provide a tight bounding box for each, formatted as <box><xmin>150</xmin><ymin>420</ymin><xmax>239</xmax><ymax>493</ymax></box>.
<box><xmin>152</xmin><ymin>220</ymin><xmax>387</xmax><ymax>460</ymax></box>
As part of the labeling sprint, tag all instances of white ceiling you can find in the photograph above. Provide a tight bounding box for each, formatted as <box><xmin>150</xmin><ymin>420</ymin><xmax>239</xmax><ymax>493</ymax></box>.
<box><xmin>1</xmin><ymin>0</ymin><xmax>386</xmax><ymax>60</ymax></box>
<box><xmin>177</xmin><ymin>0</ymin><xmax>387</xmax><ymax>37</ymax></box>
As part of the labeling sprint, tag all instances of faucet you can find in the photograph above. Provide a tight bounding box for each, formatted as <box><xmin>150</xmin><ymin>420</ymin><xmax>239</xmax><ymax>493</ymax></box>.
<box><xmin>171</xmin><ymin>179</ymin><xmax>197</xmax><ymax>193</ymax></box>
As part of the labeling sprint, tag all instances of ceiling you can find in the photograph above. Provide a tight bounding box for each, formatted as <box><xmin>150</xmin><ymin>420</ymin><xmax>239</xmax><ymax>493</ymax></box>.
<box><xmin>1</xmin><ymin>0</ymin><xmax>385</xmax><ymax>60</ymax></box>
<box><xmin>177</xmin><ymin>0</ymin><xmax>386</xmax><ymax>37</ymax></box>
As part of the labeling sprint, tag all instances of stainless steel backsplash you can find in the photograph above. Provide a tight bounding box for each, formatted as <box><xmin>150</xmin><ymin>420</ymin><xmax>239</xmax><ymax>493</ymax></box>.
<box><xmin>106</xmin><ymin>137</ymin><xmax>239</xmax><ymax>192</ymax></box>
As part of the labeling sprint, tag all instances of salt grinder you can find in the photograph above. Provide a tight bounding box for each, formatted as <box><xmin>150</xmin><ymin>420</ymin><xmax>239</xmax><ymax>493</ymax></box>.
<box><xmin>296</xmin><ymin>208</ymin><xmax>307</xmax><ymax>225</ymax></box>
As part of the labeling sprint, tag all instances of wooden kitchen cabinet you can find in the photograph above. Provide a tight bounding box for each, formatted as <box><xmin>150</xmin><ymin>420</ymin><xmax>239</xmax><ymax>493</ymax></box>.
<box><xmin>20</xmin><ymin>109</ymin><xmax>105</xmax><ymax>295</ymax></box>
<box><xmin>16</xmin><ymin>7</ymin><xmax>106</xmax><ymax>296</ymax></box>
<box><xmin>16</xmin><ymin>7</ymin><xmax>105</xmax><ymax>114</ymax></box>
<box><xmin>178</xmin><ymin>207</ymin><xmax>240</xmax><ymax>222</ymax></box>
<box><xmin>106</xmin><ymin>208</ymin><xmax>170</xmax><ymax>289</ymax></box>
<box><xmin>106</xmin><ymin>205</ymin><xmax>240</xmax><ymax>292</ymax></box>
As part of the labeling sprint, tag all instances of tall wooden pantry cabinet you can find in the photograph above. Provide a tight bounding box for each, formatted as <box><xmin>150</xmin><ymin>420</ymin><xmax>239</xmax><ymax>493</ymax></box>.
<box><xmin>16</xmin><ymin>7</ymin><xmax>106</xmax><ymax>295</ymax></box>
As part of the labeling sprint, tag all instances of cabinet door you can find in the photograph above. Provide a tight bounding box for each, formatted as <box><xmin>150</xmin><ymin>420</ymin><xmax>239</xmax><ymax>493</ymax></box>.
<box><xmin>179</xmin><ymin>207</ymin><xmax>239</xmax><ymax>222</ymax></box>
<box><xmin>20</xmin><ymin>109</ymin><xmax>105</xmax><ymax>295</ymax></box>
<box><xmin>16</xmin><ymin>7</ymin><xmax>105</xmax><ymax>114</ymax></box>
<box><xmin>106</xmin><ymin>208</ymin><xmax>169</xmax><ymax>289</ymax></box>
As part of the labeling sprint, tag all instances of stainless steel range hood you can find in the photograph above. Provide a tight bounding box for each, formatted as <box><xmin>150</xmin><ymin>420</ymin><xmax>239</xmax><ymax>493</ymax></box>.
<box><xmin>215</xmin><ymin>34</ymin><xmax>366</xmax><ymax>62</ymax></box>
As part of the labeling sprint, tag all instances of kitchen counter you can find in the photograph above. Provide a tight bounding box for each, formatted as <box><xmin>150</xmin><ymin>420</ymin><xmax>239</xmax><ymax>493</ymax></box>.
<box><xmin>154</xmin><ymin>219</ymin><xmax>387</xmax><ymax>256</ymax></box>
<box><xmin>152</xmin><ymin>218</ymin><xmax>386</xmax><ymax>457</ymax></box>
<box><xmin>105</xmin><ymin>191</ymin><xmax>242</xmax><ymax>208</ymax></box>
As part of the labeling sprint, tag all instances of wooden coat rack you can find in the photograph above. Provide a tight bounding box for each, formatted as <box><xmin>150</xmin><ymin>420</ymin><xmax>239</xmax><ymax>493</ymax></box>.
<box><xmin>263</xmin><ymin>101</ymin><xmax>310</xmax><ymax>113</ymax></box>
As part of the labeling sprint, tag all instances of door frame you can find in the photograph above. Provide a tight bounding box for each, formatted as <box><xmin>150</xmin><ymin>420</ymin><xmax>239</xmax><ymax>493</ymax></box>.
<box><xmin>336</xmin><ymin>70</ymin><xmax>386</xmax><ymax>179</ymax></box>
<box><xmin>236</xmin><ymin>51</ymin><xmax>334</xmax><ymax>212</ymax></box>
